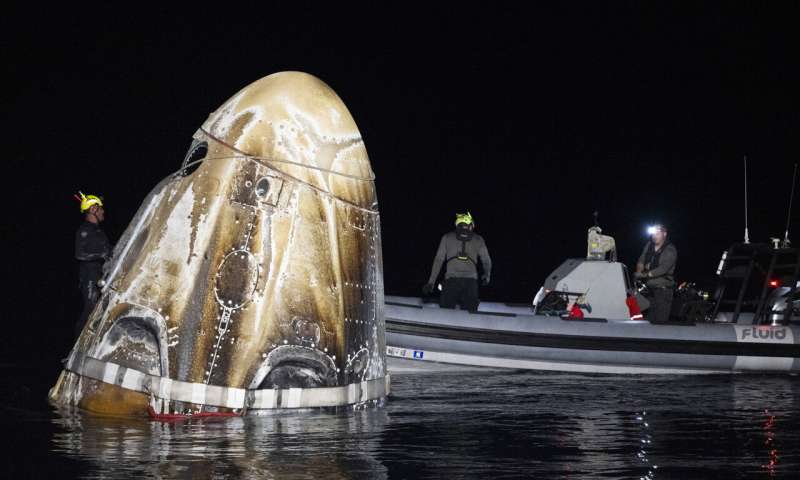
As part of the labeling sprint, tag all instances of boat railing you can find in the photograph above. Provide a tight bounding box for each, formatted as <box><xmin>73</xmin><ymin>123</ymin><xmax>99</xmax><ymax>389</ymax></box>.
<box><xmin>711</xmin><ymin>243</ymin><xmax>800</xmax><ymax>325</ymax></box>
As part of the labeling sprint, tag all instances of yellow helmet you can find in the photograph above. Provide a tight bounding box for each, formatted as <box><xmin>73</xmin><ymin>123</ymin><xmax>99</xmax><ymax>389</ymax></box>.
<box><xmin>75</xmin><ymin>191</ymin><xmax>104</xmax><ymax>213</ymax></box>
<box><xmin>455</xmin><ymin>211</ymin><xmax>474</xmax><ymax>226</ymax></box>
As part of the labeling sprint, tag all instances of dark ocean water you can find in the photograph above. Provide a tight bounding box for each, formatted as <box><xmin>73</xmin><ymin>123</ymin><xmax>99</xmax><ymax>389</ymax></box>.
<box><xmin>3</xmin><ymin>361</ymin><xmax>799</xmax><ymax>479</ymax></box>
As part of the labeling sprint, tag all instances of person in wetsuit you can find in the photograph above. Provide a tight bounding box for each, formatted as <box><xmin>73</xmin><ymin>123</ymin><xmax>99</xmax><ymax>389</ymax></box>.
<box><xmin>635</xmin><ymin>224</ymin><xmax>678</xmax><ymax>324</ymax></box>
<box><xmin>74</xmin><ymin>192</ymin><xmax>112</xmax><ymax>339</ymax></box>
<box><xmin>423</xmin><ymin>212</ymin><xmax>492</xmax><ymax>312</ymax></box>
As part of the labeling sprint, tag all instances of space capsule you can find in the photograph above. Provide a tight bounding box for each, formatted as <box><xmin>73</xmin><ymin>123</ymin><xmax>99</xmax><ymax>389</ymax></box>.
<box><xmin>49</xmin><ymin>72</ymin><xmax>388</xmax><ymax>416</ymax></box>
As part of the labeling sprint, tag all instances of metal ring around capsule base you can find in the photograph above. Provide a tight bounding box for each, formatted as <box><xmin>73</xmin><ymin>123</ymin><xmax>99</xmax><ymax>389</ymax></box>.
<box><xmin>63</xmin><ymin>355</ymin><xmax>390</xmax><ymax>411</ymax></box>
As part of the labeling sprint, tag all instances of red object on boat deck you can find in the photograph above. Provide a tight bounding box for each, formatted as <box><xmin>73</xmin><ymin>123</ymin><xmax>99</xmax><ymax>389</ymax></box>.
<box><xmin>626</xmin><ymin>295</ymin><xmax>644</xmax><ymax>320</ymax></box>
<box><xmin>569</xmin><ymin>303</ymin><xmax>584</xmax><ymax>319</ymax></box>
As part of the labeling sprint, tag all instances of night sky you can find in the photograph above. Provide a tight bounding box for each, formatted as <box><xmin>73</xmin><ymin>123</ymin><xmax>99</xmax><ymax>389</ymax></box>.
<box><xmin>3</xmin><ymin>4</ymin><xmax>799</xmax><ymax>358</ymax></box>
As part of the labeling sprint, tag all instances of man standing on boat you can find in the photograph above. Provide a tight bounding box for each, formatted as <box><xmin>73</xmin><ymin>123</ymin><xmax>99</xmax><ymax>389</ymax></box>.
<box><xmin>423</xmin><ymin>212</ymin><xmax>492</xmax><ymax>312</ymax></box>
<box><xmin>634</xmin><ymin>224</ymin><xmax>677</xmax><ymax>324</ymax></box>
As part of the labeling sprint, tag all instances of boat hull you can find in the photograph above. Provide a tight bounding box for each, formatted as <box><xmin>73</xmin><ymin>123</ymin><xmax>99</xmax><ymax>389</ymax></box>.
<box><xmin>385</xmin><ymin>297</ymin><xmax>800</xmax><ymax>374</ymax></box>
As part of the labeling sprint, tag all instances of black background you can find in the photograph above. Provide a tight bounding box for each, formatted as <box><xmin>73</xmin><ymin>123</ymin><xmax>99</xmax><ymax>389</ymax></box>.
<box><xmin>2</xmin><ymin>3</ymin><xmax>799</xmax><ymax>361</ymax></box>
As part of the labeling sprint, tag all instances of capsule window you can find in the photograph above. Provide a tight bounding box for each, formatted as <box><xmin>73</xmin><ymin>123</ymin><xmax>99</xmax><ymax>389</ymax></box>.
<box><xmin>254</xmin><ymin>175</ymin><xmax>283</xmax><ymax>207</ymax></box>
<box><xmin>255</xmin><ymin>177</ymin><xmax>270</xmax><ymax>198</ymax></box>
<box><xmin>181</xmin><ymin>140</ymin><xmax>208</xmax><ymax>177</ymax></box>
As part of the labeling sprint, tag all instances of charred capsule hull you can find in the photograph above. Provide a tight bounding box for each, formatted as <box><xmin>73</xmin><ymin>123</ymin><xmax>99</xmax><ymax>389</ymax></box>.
<box><xmin>50</xmin><ymin>72</ymin><xmax>389</xmax><ymax>416</ymax></box>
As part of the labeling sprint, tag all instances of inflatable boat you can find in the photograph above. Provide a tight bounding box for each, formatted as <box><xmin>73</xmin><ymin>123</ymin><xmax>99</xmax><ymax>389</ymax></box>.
<box><xmin>386</xmin><ymin>243</ymin><xmax>800</xmax><ymax>374</ymax></box>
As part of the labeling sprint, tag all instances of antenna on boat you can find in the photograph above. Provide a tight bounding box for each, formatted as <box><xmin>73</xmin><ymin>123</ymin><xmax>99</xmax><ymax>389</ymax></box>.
<box><xmin>783</xmin><ymin>163</ymin><xmax>798</xmax><ymax>248</ymax></box>
<box><xmin>744</xmin><ymin>156</ymin><xmax>750</xmax><ymax>244</ymax></box>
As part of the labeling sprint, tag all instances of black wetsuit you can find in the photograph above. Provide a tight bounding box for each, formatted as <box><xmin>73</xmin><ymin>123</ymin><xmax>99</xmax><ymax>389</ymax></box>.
<box><xmin>75</xmin><ymin>221</ymin><xmax>111</xmax><ymax>338</ymax></box>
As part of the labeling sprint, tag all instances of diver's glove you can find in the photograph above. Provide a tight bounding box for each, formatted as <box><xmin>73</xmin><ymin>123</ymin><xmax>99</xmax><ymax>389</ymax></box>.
<box><xmin>481</xmin><ymin>274</ymin><xmax>490</xmax><ymax>286</ymax></box>
<box><xmin>422</xmin><ymin>283</ymin><xmax>435</xmax><ymax>295</ymax></box>
<box><xmin>633</xmin><ymin>271</ymin><xmax>646</xmax><ymax>280</ymax></box>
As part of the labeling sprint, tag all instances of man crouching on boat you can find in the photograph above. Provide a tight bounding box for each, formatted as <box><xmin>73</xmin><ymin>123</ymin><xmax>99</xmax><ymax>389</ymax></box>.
<box><xmin>634</xmin><ymin>224</ymin><xmax>678</xmax><ymax>324</ymax></box>
<box><xmin>423</xmin><ymin>212</ymin><xmax>492</xmax><ymax>312</ymax></box>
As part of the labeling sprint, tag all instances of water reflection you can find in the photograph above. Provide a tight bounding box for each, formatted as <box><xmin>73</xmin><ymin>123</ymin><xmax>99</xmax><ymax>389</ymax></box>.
<box><xmin>732</xmin><ymin>377</ymin><xmax>796</xmax><ymax>479</ymax></box>
<box><xmin>40</xmin><ymin>371</ymin><xmax>800</xmax><ymax>479</ymax></box>
<box><xmin>51</xmin><ymin>407</ymin><xmax>390</xmax><ymax>479</ymax></box>
<box><xmin>634</xmin><ymin>375</ymin><xmax>800</xmax><ymax>479</ymax></box>
<box><xmin>635</xmin><ymin>410</ymin><xmax>657</xmax><ymax>480</ymax></box>
<box><xmin>763</xmin><ymin>409</ymin><xmax>778</xmax><ymax>477</ymax></box>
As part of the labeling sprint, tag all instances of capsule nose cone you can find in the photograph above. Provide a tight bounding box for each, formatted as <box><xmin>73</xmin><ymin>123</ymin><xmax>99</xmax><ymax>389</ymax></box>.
<box><xmin>201</xmin><ymin>71</ymin><xmax>376</xmax><ymax>208</ymax></box>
